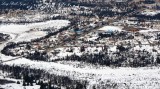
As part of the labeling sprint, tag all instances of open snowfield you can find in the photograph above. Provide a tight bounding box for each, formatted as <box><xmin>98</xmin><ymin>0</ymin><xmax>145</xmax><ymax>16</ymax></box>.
<box><xmin>0</xmin><ymin>20</ymin><xmax>70</xmax><ymax>42</ymax></box>
<box><xmin>0</xmin><ymin>20</ymin><xmax>70</xmax><ymax>34</ymax></box>
<box><xmin>0</xmin><ymin>71</ymin><xmax>40</xmax><ymax>89</ymax></box>
<box><xmin>14</xmin><ymin>31</ymin><xmax>47</xmax><ymax>42</ymax></box>
<box><xmin>0</xmin><ymin>83</ymin><xmax>40</xmax><ymax>89</ymax></box>
<box><xmin>2</xmin><ymin>56</ymin><xmax>160</xmax><ymax>89</ymax></box>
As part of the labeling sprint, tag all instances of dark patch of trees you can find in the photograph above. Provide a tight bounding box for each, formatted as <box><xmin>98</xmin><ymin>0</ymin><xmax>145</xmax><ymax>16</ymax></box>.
<box><xmin>26</xmin><ymin>51</ymin><xmax>49</xmax><ymax>61</ymax></box>
<box><xmin>0</xmin><ymin>64</ymin><xmax>87</xmax><ymax>89</ymax></box>
<box><xmin>54</xmin><ymin>46</ymin><xmax>156</xmax><ymax>67</ymax></box>
<box><xmin>134</xmin><ymin>13</ymin><xmax>160</xmax><ymax>20</ymax></box>
<box><xmin>0</xmin><ymin>33</ymin><xmax>10</xmax><ymax>42</ymax></box>
<box><xmin>0</xmin><ymin>79</ymin><xmax>16</xmax><ymax>85</ymax></box>
<box><xmin>99</xmin><ymin>33</ymin><xmax>113</xmax><ymax>38</ymax></box>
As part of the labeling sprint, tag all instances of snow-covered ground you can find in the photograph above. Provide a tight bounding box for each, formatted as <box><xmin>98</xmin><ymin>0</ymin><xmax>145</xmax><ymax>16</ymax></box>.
<box><xmin>0</xmin><ymin>20</ymin><xmax>70</xmax><ymax>34</ymax></box>
<box><xmin>50</xmin><ymin>47</ymin><xmax>102</xmax><ymax>60</ymax></box>
<box><xmin>0</xmin><ymin>20</ymin><xmax>70</xmax><ymax>88</ymax></box>
<box><xmin>1</xmin><ymin>19</ymin><xmax>160</xmax><ymax>89</ymax></box>
<box><xmin>0</xmin><ymin>20</ymin><xmax>70</xmax><ymax>42</ymax></box>
<box><xmin>0</xmin><ymin>71</ymin><xmax>40</xmax><ymax>89</ymax></box>
<box><xmin>0</xmin><ymin>44</ymin><xmax>160</xmax><ymax>89</ymax></box>
<box><xmin>14</xmin><ymin>31</ymin><xmax>47</xmax><ymax>42</ymax></box>
<box><xmin>2</xmin><ymin>56</ymin><xmax>160</xmax><ymax>89</ymax></box>
<box><xmin>0</xmin><ymin>83</ymin><xmax>40</xmax><ymax>89</ymax></box>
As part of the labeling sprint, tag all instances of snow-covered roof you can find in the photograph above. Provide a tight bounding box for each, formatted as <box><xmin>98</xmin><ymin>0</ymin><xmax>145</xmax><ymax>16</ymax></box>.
<box><xmin>98</xmin><ymin>26</ymin><xmax>122</xmax><ymax>32</ymax></box>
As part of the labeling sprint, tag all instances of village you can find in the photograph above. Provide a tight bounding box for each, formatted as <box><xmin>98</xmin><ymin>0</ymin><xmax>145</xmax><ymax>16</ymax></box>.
<box><xmin>0</xmin><ymin>0</ymin><xmax>160</xmax><ymax>89</ymax></box>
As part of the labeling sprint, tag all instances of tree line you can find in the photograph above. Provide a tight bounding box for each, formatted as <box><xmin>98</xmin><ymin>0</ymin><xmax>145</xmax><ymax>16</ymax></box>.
<box><xmin>0</xmin><ymin>64</ymin><xmax>87</xmax><ymax>89</ymax></box>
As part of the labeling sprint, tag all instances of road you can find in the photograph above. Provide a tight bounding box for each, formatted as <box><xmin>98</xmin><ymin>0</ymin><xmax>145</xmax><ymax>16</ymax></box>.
<box><xmin>1</xmin><ymin>56</ymin><xmax>22</xmax><ymax>63</ymax></box>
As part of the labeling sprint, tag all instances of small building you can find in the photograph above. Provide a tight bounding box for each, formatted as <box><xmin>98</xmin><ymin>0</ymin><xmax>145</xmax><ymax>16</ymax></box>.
<box><xmin>98</xmin><ymin>26</ymin><xmax>122</xmax><ymax>38</ymax></box>
<box><xmin>98</xmin><ymin>26</ymin><xmax>122</xmax><ymax>33</ymax></box>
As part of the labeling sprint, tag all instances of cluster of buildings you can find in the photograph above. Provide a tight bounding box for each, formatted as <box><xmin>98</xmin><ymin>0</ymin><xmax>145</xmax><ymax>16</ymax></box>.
<box><xmin>1</xmin><ymin>0</ymin><xmax>160</xmax><ymax>64</ymax></box>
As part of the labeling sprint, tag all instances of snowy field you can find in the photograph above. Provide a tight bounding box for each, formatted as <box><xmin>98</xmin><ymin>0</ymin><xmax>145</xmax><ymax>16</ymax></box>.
<box><xmin>0</xmin><ymin>71</ymin><xmax>40</xmax><ymax>89</ymax></box>
<box><xmin>2</xmin><ymin>56</ymin><xmax>160</xmax><ymax>89</ymax></box>
<box><xmin>14</xmin><ymin>31</ymin><xmax>47</xmax><ymax>42</ymax></box>
<box><xmin>0</xmin><ymin>83</ymin><xmax>40</xmax><ymax>89</ymax></box>
<box><xmin>0</xmin><ymin>20</ymin><xmax>70</xmax><ymax>34</ymax></box>
<box><xmin>0</xmin><ymin>20</ymin><xmax>70</xmax><ymax>42</ymax></box>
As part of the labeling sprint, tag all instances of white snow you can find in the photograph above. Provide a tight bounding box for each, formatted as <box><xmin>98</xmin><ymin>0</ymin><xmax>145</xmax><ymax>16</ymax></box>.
<box><xmin>98</xmin><ymin>26</ymin><xmax>122</xmax><ymax>32</ymax></box>
<box><xmin>2</xmin><ymin>57</ymin><xmax>160</xmax><ymax>89</ymax></box>
<box><xmin>0</xmin><ymin>24</ymin><xmax>29</xmax><ymax>34</ymax></box>
<box><xmin>14</xmin><ymin>31</ymin><xmax>47</xmax><ymax>42</ymax></box>
<box><xmin>0</xmin><ymin>84</ymin><xmax>40</xmax><ymax>89</ymax></box>
<box><xmin>0</xmin><ymin>20</ymin><xmax>70</xmax><ymax>34</ymax></box>
<box><xmin>0</xmin><ymin>71</ymin><xmax>40</xmax><ymax>89</ymax></box>
<box><xmin>141</xmin><ymin>10</ymin><xmax>160</xmax><ymax>16</ymax></box>
<box><xmin>0</xmin><ymin>20</ymin><xmax>70</xmax><ymax>42</ymax></box>
<box><xmin>0</xmin><ymin>17</ymin><xmax>160</xmax><ymax>89</ymax></box>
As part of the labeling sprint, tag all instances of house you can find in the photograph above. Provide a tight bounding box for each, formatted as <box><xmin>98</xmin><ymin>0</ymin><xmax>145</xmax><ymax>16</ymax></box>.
<box><xmin>98</xmin><ymin>26</ymin><xmax>122</xmax><ymax>33</ymax></box>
